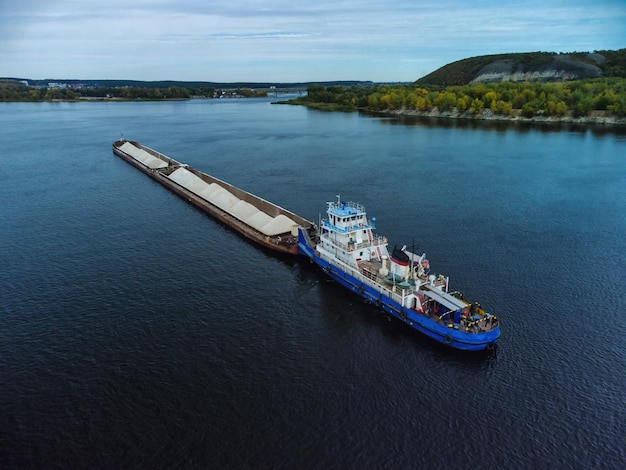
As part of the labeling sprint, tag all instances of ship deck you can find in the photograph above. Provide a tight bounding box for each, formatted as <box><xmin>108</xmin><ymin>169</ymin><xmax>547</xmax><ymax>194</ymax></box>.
<box><xmin>356</xmin><ymin>259</ymin><xmax>496</xmax><ymax>333</ymax></box>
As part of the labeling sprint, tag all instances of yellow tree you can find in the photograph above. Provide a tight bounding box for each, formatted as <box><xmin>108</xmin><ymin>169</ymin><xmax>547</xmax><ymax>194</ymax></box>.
<box><xmin>416</xmin><ymin>96</ymin><xmax>431</xmax><ymax>110</ymax></box>
<box><xmin>456</xmin><ymin>95</ymin><xmax>469</xmax><ymax>112</ymax></box>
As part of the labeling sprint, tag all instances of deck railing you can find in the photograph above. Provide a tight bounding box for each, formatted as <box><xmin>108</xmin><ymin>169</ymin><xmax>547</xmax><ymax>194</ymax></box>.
<box><xmin>320</xmin><ymin>234</ymin><xmax>387</xmax><ymax>253</ymax></box>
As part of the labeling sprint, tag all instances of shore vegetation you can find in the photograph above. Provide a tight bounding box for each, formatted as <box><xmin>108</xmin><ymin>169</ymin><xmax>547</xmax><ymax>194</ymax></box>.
<box><xmin>284</xmin><ymin>78</ymin><xmax>626</xmax><ymax>123</ymax></box>
<box><xmin>0</xmin><ymin>83</ymin><xmax>267</xmax><ymax>102</ymax></box>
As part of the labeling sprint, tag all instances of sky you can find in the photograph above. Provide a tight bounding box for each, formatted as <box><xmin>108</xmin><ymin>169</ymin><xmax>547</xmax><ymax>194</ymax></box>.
<box><xmin>1</xmin><ymin>0</ymin><xmax>625</xmax><ymax>83</ymax></box>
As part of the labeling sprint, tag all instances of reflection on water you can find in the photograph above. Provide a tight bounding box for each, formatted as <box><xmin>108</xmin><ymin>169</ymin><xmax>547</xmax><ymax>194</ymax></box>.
<box><xmin>360</xmin><ymin>109</ymin><xmax>626</xmax><ymax>136</ymax></box>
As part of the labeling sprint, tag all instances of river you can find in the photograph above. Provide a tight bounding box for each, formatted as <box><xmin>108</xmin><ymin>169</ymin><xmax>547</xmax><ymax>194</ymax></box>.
<box><xmin>1</xmin><ymin>99</ymin><xmax>624</xmax><ymax>468</ymax></box>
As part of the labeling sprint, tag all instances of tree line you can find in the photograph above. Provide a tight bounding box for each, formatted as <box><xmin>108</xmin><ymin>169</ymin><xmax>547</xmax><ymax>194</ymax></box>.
<box><xmin>294</xmin><ymin>78</ymin><xmax>626</xmax><ymax>117</ymax></box>
<box><xmin>3</xmin><ymin>78</ymin><xmax>624</xmax><ymax>118</ymax></box>
<box><xmin>0</xmin><ymin>84</ymin><xmax>267</xmax><ymax>102</ymax></box>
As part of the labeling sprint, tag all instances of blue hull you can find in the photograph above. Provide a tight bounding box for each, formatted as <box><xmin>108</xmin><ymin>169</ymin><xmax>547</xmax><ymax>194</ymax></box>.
<box><xmin>298</xmin><ymin>230</ymin><xmax>499</xmax><ymax>351</ymax></box>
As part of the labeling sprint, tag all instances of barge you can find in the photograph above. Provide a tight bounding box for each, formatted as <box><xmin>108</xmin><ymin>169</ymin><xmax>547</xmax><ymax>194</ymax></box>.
<box><xmin>298</xmin><ymin>197</ymin><xmax>501</xmax><ymax>351</ymax></box>
<box><xmin>112</xmin><ymin>139</ymin><xmax>315</xmax><ymax>255</ymax></box>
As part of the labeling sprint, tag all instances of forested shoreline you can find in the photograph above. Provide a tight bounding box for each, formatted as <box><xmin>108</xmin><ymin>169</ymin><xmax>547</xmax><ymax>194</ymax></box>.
<box><xmin>286</xmin><ymin>79</ymin><xmax>626</xmax><ymax>124</ymax></box>
<box><xmin>3</xmin><ymin>77</ymin><xmax>625</xmax><ymax>125</ymax></box>
<box><xmin>0</xmin><ymin>83</ymin><xmax>266</xmax><ymax>101</ymax></box>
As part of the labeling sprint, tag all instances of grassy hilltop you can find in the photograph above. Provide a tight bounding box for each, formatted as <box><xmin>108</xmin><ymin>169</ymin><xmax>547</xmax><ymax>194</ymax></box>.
<box><xmin>416</xmin><ymin>50</ymin><xmax>626</xmax><ymax>86</ymax></box>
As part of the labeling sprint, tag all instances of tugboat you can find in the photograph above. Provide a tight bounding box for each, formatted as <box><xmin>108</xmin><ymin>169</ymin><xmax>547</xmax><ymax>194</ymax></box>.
<box><xmin>297</xmin><ymin>196</ymin><xmax>501</xmax><ymax>351</ymax></box>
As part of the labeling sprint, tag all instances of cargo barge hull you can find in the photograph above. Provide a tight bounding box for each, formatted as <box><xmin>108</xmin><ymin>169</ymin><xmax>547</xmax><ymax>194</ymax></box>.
<box><xmin>112</xmin><ymin>140</ymin><xmax>315</xmax><ymax>255</ymax></box>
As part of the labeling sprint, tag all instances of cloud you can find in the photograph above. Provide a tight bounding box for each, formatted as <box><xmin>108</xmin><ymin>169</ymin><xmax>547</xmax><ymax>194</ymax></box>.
<box><xmin>1</xmin><ymin>0</ymin><xmax>624</xmax><ymax>81</ymax></box>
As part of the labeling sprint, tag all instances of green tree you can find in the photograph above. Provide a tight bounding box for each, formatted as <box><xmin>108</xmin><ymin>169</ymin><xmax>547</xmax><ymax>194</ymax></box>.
<box><xmin>594</xmin><ymin>90</ymin><xmax>618</xmax><ymax>110</ymax></box>
<box><xmin>388</xmin><ymin>89</ymin><xmax>404</xmax><ymax>109</ymax></box>
<box><xmin>456</xmin><ymin>95</ymin><xmax>469</xmax><ymax>112</ymax></box>
<box><xmin>434</xmin><ymin>91</ymin><xmax>457</xmax><ymax>111</ymax></box>
<box><xmin>521</xmin><ymin>103</ymin><xmax>535</xmax><ymax>118</ymax></box>
<box><xmin>574</xmin><ymin>97</ymin><xmax>594</xmax><ymax>117</ymax></box>
<box><xmin>368</xmin><ymin>92</ymin><xmax>381</xmax><ymax>109</ymax></box>
<box><xmin>404</xmin><ymin>92</ymin><xmax>418</xmax><ymax>109</ymax></box>
<box><xmin>470</xmin><ymin>98</ymin><xmax>484</xmax><ymax>114</ymax></box>
<box><xmin>484</xmin><ymin>91</ymin><xmax>498</xmax><ymax>110</ymax></box>
<box><xmin>493</xmin><ymin>100</ymin><xmax>513</xmax><ymax>115</ymax></box>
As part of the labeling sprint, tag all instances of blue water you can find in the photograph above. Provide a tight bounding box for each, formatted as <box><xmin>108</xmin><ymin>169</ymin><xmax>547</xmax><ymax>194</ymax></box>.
<box><xmin>1</xmin><ymin>100</ymin><xmax>625</xmax><ymax>468</ymax></box>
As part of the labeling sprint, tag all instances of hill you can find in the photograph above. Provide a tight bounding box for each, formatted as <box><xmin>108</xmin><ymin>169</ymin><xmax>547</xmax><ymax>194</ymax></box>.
<box><xmin>416</xmin><ymin>49</ymin><xmax>626</xmax><ymax>86</ymax></box>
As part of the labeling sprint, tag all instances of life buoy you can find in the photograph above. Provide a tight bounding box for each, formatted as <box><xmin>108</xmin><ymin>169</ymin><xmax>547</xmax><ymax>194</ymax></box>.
<box><xmin>444</xmin><ymin>335</ymin><xmax>452</xmax><ymax>344</ymax></box>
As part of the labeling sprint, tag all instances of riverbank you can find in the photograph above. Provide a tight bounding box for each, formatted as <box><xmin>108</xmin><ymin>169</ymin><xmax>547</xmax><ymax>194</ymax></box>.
<box><xmin>379</xmin><ymin>107</ymin><xmax>626</xmax><ymax>126</ymax></box>
<box><xmin>276</xmin><ymin>97</ymin><xmax>626</xmax><ymax>127</ymax></box>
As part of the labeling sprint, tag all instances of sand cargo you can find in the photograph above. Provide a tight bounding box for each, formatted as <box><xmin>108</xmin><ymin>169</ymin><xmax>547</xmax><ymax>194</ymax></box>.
<box><xmin>112</xmin><ymin>140</ymin><xmax>315</xmax><ymax>255</ymax></box>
